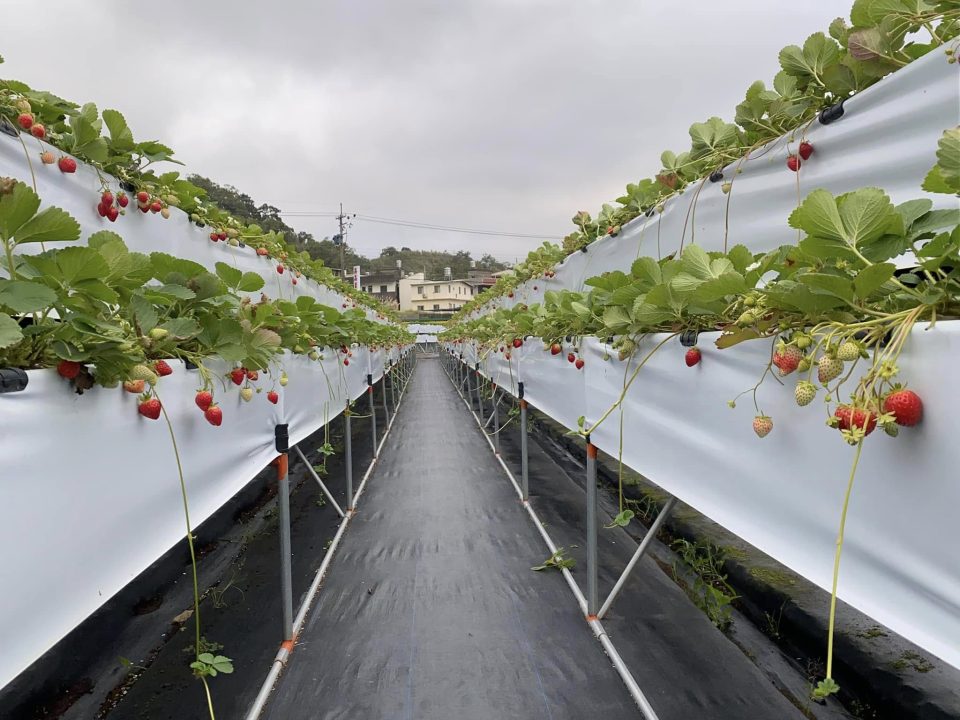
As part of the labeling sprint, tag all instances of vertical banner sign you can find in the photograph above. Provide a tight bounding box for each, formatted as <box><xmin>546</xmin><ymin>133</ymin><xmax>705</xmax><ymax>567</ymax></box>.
<box><xmin>353</xmin><ymin>266</ymin><xmax>361</xmax><ymax>289</ymax></box>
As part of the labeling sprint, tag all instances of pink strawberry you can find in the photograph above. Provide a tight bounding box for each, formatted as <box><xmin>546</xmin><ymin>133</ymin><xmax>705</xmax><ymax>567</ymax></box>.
<box><xmin>58</xmin><ymin>156</ymin><xmax>77</xmax><ymax>173</ymax></box>
<box><xmin>752</xmin><ymin>415</ymin><xmax>773</xmax><ymax>438</ymax></box>
<box><xmin>17</xmin><ymin>113</ymin><xmax>33</xmax><ymax>130</ymax></box>
<box><xmin>30</xmin><ymin>123</ymin><xmax>46</xmax><ymax>139</ymax></box>
<box><xmin>124</xmin><ymin>379</ymin><xmax>145</xmax><ymax>393</ymax></box>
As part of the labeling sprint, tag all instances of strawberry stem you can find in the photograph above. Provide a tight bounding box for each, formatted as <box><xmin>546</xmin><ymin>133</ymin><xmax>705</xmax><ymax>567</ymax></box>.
<box><xmin>826</xmin><ymin>439</ymin><xmax>864</xmax><ymax>682</ymax></box>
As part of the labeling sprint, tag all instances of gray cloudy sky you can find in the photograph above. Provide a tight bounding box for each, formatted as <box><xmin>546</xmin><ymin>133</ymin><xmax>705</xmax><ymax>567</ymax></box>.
<box><xmin>3</xmin><ymin>1</ymin><xmax>836</xmax><ymax>263</ymax></box>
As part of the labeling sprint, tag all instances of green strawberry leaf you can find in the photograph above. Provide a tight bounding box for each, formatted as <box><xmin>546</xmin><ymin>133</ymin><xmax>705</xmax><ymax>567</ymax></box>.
<box><xmin>0</xmin><ymin>280</ymin><xmax>57</xmax><ymax>312</ymax></box>
<box><xmin>0</xmin><ymin>312</ymin><xmax>24</xmax><ymax>349</ymax></box>
<box><xmin>853</xmin><ymin>263</ymin><xmax>895</xmax><ymax>299</ymax></box>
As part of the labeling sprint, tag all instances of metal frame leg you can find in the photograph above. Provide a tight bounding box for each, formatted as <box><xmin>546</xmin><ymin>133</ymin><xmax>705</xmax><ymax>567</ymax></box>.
<box><xmin>520</xmin><ymin>399</ymin><xmax>529</xmax><ymax>501</ymax></box>
<box><xmin>382</xmin><ymin>376</ymin><xmax>390</xmax><ymax>426</ymax></box>
<box><xmin>344</xmin><ymin>405</ymin><xmax>354</xmax><ymax>511</ymax></box>
<box><xmin>274</xmin><ymin>452</ymin><xmax>294</xmax><ymax>640</ymax></box>
<box><xmin>491</xmin><ymin>384</ymin><xmax>500</xmax><ymax>455</ymax></box>
<box><xmin>476</xmin><ymin>370</ymin><xmax>485</xmax><ymax>424</ymax></box>
<box><xmin>368</xmin><ymin>384</ymin><xmax>378</xmax><ymax>456</ymax></box>
<box><xmin>599</xmin><ymin>495</ymin><xmax>678</xmax><ymax>619</ymax></box>
<box><xmin>586</xmin><ymin>440</ymin><xmax>599</xmax><ymax>617</ymax></box>
<box><xmin>293</xmin><ymin>445</ymin><xmax>345</xmax><ymax>517</ymax></box>
<box><xmin>390</xmin><ymin>365</ymin><xmax>397</xmax><ymax>412</ymax></box>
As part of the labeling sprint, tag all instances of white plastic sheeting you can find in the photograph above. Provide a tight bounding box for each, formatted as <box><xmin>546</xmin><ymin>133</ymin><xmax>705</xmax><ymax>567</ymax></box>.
<box><xmin>480</xmin><ymin>49</ymin><xmax>958</xmax><ymax>316</ymax></box>
<box><xmin>453</xmin><ymin>322</ymin><xmax>960</xmax><ymax>670</ymax></box>
<box><xmin>0</xmin><ymin>132</ymin><xmax>406</xmax><ymax>688</ymax></box>
<box><xmin>0</xmin><ymin>345</ymin><xmax>406</xmax><ymax>689</ymax></box>
<box><xmin>446</xmin><ymin>48</ymin><xmax>960</xmax><ymax>670</ymax></box>
<box><xmin>407</xmin><ymin>323</ymin><xmax>445</xmax><ymax>344</ymax></box>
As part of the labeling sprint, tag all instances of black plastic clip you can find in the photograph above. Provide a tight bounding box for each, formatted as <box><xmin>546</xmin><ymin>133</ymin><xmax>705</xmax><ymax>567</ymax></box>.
<box><xmin>818</xmin><ymin>98</ymin><xmax>846</xmax><ymax>125</ymax></box>
<box><xmin>274</xmin><ymin>423</ymin><xmax>289</xmax><ymax>453</ymax></box>
<box><xmin>0</xmin><ymin>117</ymin><xmax>18</xmax><ymax>138</ymax></box>
<box><xmin>518</xmin><ymin>381</ymin><xmax>525</xmax><ymax>399</ymax></box>
<box><xmin>709</xmin><ymin>170</ymin><xmax>724</xmax><ymax>183</ymax></box>
<box><xmin>680</xmin><ymin>329</ymin><xmax>699</xmax><ymax>347</ymax></box>
<box><xmin>0</xmin><ymin>368</ymin><xmax>28</xmax><ymax>394</ymax></box>
<box><xmin>580</xmin><ymin>245</ymin><xmax>588</xmax><ymax>253</ymax></box>
<box><xmin>185</xmin><ymin>359</ymin><xmax>198</xmax><ymax>370</ymax></box>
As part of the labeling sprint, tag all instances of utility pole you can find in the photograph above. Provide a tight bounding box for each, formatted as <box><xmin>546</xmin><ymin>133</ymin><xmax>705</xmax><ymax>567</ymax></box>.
<box><xmin>333</xmin><ymin>203</ymin><xmax>356</xmax><ymax>279</ymax></box>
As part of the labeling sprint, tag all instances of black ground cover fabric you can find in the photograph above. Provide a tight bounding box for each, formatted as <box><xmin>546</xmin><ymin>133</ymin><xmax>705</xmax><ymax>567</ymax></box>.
<box><xmin>265</xmin><ymin>357</ymin><xmax>805</xmax><ymax>720</ymax></box>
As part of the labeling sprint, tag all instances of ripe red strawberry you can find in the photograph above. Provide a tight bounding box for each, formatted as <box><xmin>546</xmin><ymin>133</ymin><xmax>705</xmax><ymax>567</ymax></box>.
<box><xmin>97</xmin><ymin>203</ymin><xmax>108</xmax><ymax>217</ymax></box>
<box><xmin>852</xmin><ymin>408</ymin><xmax>877</xmax><ymax>435</ymax></box>
<box><xmin>512</xmin><ymin>338</ymin><xmax>522</xmax><ymax>348</ymax></box>
<box><xmin>504</xmin><ymin>351</ymin><xmax>511</xmax><ymax>360</ymax></box>
<box><xmin>344</xmin><ymin>358</ymin><xmax>350</xmax><ymax>366</ymax></box>
<box><xmin>507</xmin><ymin>292</ymin><xmax>514</xmax><ymax>299</ymax></box>
<box><xmin>30</xmin><ymin>123</ymin><xmax>46</xmax><ymax>139</ymax></box>
<box><xmin>685</xmin><ymin>347</ymin><xmax>701</xmax><ymax>367</ymax></box>
<box><xmin>798</xmin><ymin>141</ymin><xmax>814</xmax><ymax>160</ymax></box>
<box><xmin>56</xmin><ymin>360</ymin><xmax>82</xmax><ymax>379</ymax></box>
<box><xmin>291</xmin><ymin>277</ymin><xmax>297</xmax><ymax>285</ymax></box>
<box><xmin>124</xmin><ymin>379</ymin><xmax>145</xmax><ymax>393</ymax></box>
<box><xmin>136</xmin><ymin>191</ymin><xmax>149</xmax><ymax>204</ymax></box>
<box><xmin>138</xmin><ymin>397</ymin><xmax>162</xmax><ymax>420</ymax></box>
<box><xmin>195</xmin><ymin>390</ymin><xmax>213</xmax><ymax>411</ymax></box>
<box><xmin>139</xmin><ymin>204</ymin><xmax>149</xmax><ymax>213</ymax></box>
<box><xmin>752</xmin><ymin>415</ymin><xmax>773</xmax><ymax>438</ymax></box>
<box><xmin>150</xmin><ymin>201</ymin><xmax>162</xmax><ymax>213</ymax></box>
<box><xmin>204</xmin><ymin>404</ymin><xmax>223</xmax><ymax>426</ymax></box>
<box><xmin>256</xmin><ymin>247</ymin><xmax>268</xmax><ymax>256</ymax></box>
<box><xmin>773</xmin><ymin>345</ymin><xmax>803</xmax><ymax>375</ymax></box>
<box><xmin>209</xmin><ymin>232</ymin><xmax>219</xmax><ymax>241</ymax></box>
<box><xmin>550</xmin><ymin>343</ymin><xmax>561</xmax><ymax>355</ymax></box>
<box><xmin>246</xmin><ymin>370</ymin><xmax>258</xmax><ymax>381</ymax></box>
<box><xmin>834</xmin><ymin>405</ymin><xmax>877</xmax><ymax>435</ymax></box>
<box><xmin>230</xmin><ymin>368</ymin><xmax>246</xmax><ymax>385</ymax></box>
<box><xmin>154</xmin><ymin>360</ymin><xmax>173</xmax><ymax>377</ymax></box>
<box><xmin>575</xmin><ymin>358</ymin><xmax>585</xmax><ymax>370</ymax></box>
<box><xmin>17</xmin><ymin>113</ymin><xmax>33</xmax><ymax>129</ymax></box>
<box><xmin>277</xmin><ymin>265</ymin><xmax>284</xmax><ymax>274</ymax></box>
<box><xmin>58</xmin><ymin>156</ymin><xmax>77</xmax><ymax>173</ymax></box>
<box><xmin>567</xmin><ymin>352</ymin><xmax>575</xmax><ymax>363</ymax></box>
<box><xmin>882</xmin><ymin>389</ymin><xmax>923</xmax><ymax>427</ymax></box>
<box><xmin>117</xmin><ymin>192</ymin><xmax>129</xmax><ymax>208</ymax></box>
<box><xmin>267</xmin><ymin>391</ymin><xmax>279</xmax><ymax>404</ymax></box>
<box><xmin>107</xmin><ymin>206</ymin><xmax>119</xmax><ymax>222</ymax></box>
<box><xmin>218</xmin><ymin>232</ymin><xmax>227</xmax><ymax>241</ymax></box>
<box><xmin>786</xmin><ymin>155</ymin><xmax>801</xmax><ymax>172</ymax></box>
<box><xmin>101</xmin><ymin>191</ymin><xmax>114</xmax><ymax>206</ymax></box>
<box><xmin>40</xmin><ymin>151</ymin><xmax>55</xmax><ymax>164</ymax></box>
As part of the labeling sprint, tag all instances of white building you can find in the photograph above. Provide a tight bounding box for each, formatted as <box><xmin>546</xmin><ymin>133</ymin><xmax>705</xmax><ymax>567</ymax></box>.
<box><xmin>398</xmin><ymin>272</ymin><xmax>478</xmax><ymax>312</ymax></box>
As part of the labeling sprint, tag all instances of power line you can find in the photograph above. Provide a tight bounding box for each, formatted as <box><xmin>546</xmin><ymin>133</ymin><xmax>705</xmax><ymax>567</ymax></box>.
<box><xmin>281</xmin><ymin>210</ymin><xmax>562</xmax><ymax>240</ymax></box>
